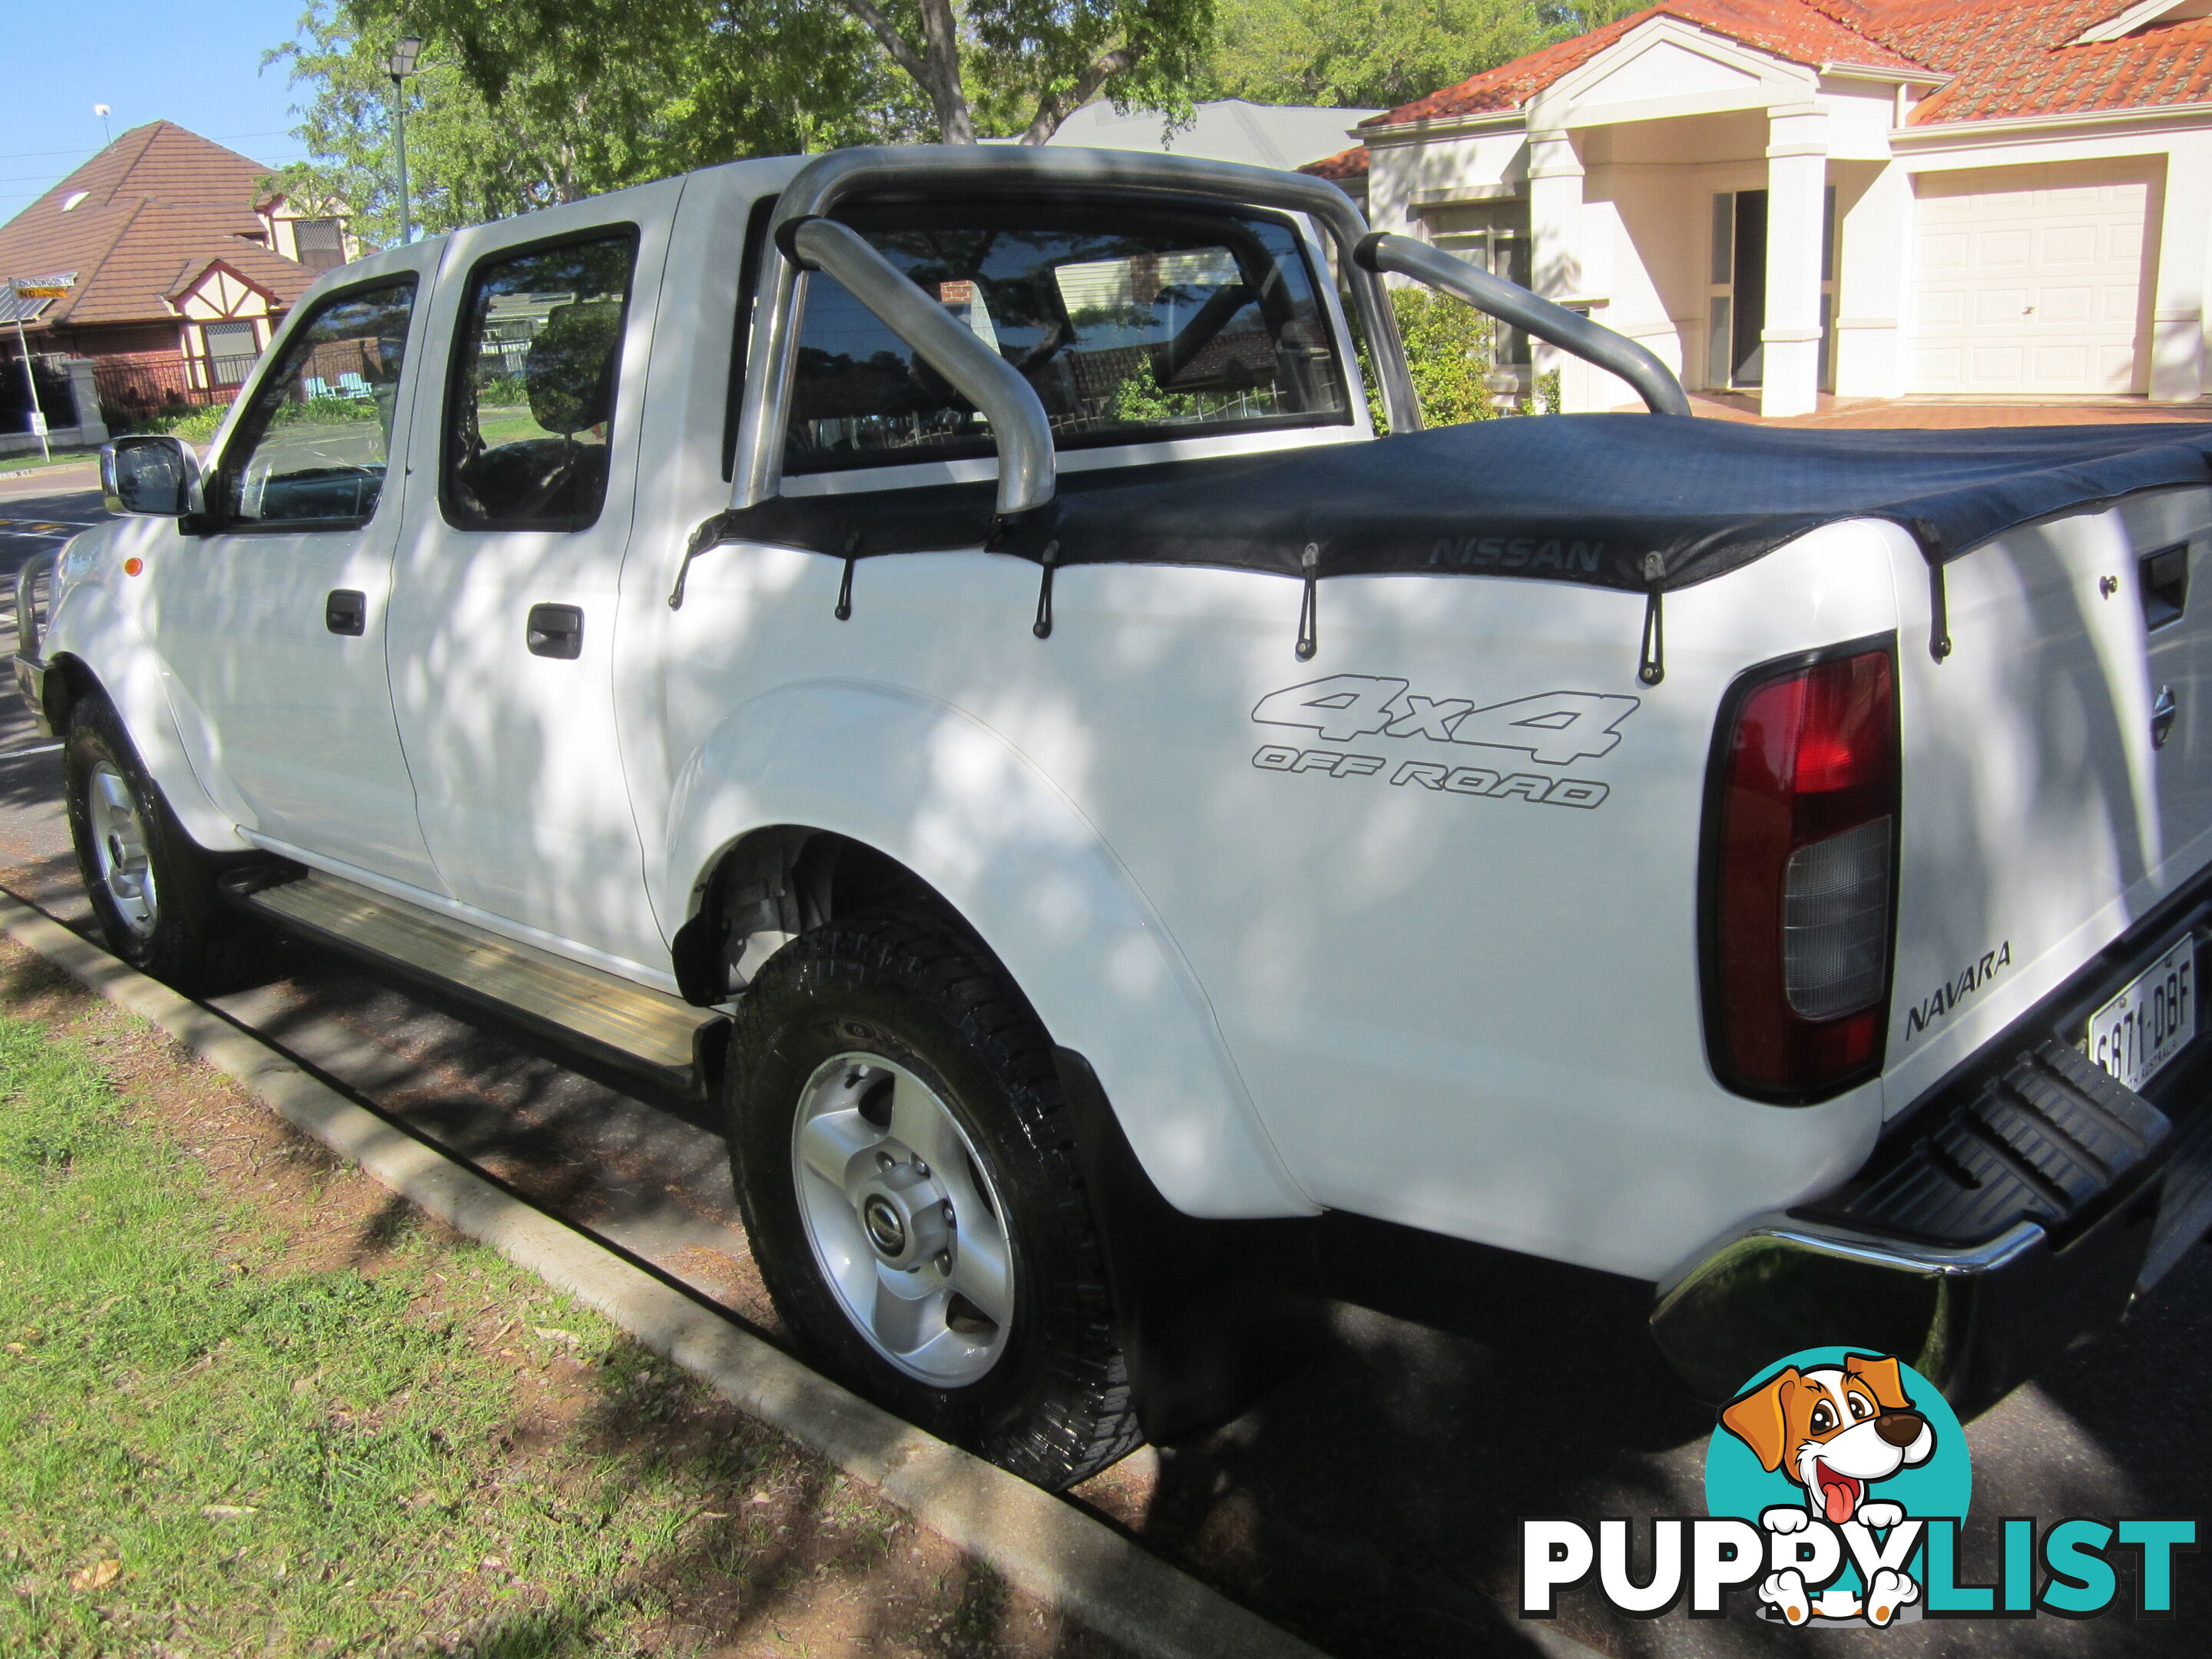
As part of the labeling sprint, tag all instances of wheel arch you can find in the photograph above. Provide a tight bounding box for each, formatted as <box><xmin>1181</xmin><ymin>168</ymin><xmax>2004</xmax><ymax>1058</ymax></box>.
<box><xmin>659</xmin><ymin>680</ymin><xmax>1313</xmax><ymax>1220</ymax></box>
<box><xmin>42</xmin><ymin>644</ymin><xmax>247</xmax><ymax>854</ymax></box>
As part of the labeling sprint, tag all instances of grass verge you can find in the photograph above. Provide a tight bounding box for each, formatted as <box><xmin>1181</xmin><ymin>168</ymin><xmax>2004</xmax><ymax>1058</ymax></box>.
<box><xmin>0</xmin><ymin>949</ymin><xmax>1118</xmax><ymax>1658</ymax></box>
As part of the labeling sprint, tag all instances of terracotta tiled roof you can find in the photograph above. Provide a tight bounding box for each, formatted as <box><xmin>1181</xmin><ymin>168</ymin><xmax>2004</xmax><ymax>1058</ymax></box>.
<box><xmin>1365</xmin><ymin>14</ymin><xmax>1655</xmax><ymax>124</ymax></box>
<box><xmin>1299</xmin><ymin>145</ymin><xmax>1372</xmax><ymax>180</ymax></box>
<box><xmin>0</xmin><ymin>121</ymin><xmax>316</xmax><ymax>331</ymax></box>
<box><xmin>1366</xmin><ymin>0</ymin><xmax>1921</xmax><ymax>126</ymax></box>
<box><xmin>1653</xmin><ymin>0</ymin><xmax>1924</xmax><ymax>67</ymax></box>
<box><xmin>1846</xmin><ymin>0</ymin><xmax>2212</xmax><ymax>122</ymax></box>
<box><xmin>1359</xmin><ymin>0</ymin><xmax>2212</xmax><ymax>131</ymax></box>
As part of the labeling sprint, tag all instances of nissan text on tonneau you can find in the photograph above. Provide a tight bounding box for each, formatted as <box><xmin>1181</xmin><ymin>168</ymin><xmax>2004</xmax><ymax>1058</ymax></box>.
<box><xmin>18</xmin><ymin>144</ymin><xmax>2212</xmax><ymax>1488</ymax></box>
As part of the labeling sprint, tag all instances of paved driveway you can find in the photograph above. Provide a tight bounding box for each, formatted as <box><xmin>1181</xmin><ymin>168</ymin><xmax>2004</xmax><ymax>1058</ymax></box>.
<box><xmin>1685</xmin><ymin>393</ymin><xmax>2212</xmax><ymax>428</ymax></box>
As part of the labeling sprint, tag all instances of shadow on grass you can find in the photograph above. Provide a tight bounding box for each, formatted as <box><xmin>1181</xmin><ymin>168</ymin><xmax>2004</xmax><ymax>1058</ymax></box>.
<box><xmin>313</xmin><ymin>1188</ymin><xmax>1109</xmax><ymax>1658</ymax></box>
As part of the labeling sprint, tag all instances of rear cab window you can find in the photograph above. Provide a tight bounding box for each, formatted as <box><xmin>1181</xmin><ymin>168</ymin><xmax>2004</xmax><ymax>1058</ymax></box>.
<box><xmin>786</xmin><ymin>201</ymin><xmax>1350</xmax><ymax>475</ymax></box>
<box><xmin>442</xmin><ymin>229</ymin><xmax>640</xmax><ymax>531</ymax></box>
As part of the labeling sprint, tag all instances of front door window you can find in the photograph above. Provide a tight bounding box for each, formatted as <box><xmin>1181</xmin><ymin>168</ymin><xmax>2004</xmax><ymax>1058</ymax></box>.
<box><xmin>1710</xmin><ymin>187</ymin><xmax>1838</xmax><ymax>393</ymax></box>
<box><xmin>219</xmin><ymin>280</ymin><xmax>415</xmax><ymax>528</ymax></box>
<box><xmin>1709</xmin><ymin>190</ymin><xmax>1767</xmax><ymax>389</ymax></box>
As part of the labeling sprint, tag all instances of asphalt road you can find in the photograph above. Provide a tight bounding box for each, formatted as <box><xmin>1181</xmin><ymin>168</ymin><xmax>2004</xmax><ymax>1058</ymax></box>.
<box><xmin>3</xmin><ymin>468</ymin><xmax>2207</xmax><ymax>1657</ymax></box>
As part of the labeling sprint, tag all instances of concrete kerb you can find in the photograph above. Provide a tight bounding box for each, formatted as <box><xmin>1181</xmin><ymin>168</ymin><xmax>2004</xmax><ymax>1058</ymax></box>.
<box><xmin>0</xmin><ymin>892</ymin><xmax>1326</xmax><ymax>1659</ymax></box>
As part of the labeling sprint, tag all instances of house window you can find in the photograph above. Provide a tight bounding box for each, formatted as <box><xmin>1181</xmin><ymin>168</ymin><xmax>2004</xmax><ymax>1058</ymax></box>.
<box><xmin>293</xmin><ymin>218</ymin><xmax>346</xmax><ymax>273</ymax></box>
<box><xmin>1423</xmin><ymin>200</ymin><xmax>1533</xmax><ymax>369</ymax></box>
<box><xmin>204</xmin><ymin>320</ymin><xmax>262</xmax><ymax>386</ymax></box>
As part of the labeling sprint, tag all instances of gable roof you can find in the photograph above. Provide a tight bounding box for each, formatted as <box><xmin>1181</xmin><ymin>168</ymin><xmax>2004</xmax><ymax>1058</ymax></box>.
<box><xmin>1359</xmin><ymin>0</ymin><xmax>2212</xmax><ymax>130</ymax></box>
<box><xmin>1300</xmin><ymin>145</ymin><xmax>1373</xmax><ymax>181</ymax></box>
<box><xmin>0</xmin><ymin>121</ymin><xmax>316</xmax><ymax>332</ymax></box>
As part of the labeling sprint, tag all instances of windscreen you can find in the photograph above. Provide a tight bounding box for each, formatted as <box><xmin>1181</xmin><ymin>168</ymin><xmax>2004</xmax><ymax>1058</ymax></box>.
<box><xmin>786</xmin><ymin>201</ymin><xmax>1350</xmax><ymax>472</ymax></box>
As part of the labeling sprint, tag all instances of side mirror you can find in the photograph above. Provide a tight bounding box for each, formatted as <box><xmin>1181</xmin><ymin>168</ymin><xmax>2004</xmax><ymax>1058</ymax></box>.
<box><xmin>101</xmin><ymin>434</ymin><xmax>206</xmax><ymax>517</ymax></box>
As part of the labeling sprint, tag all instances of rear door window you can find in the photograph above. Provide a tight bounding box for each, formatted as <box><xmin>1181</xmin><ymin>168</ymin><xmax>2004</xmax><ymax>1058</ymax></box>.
<box><xmin>220</xmin><ymin>277</ymin><xmax>416</xmax><ymax>529</ymax></box>
<box><xmin>442</xmin><ymin>230</ymin><xmax>639</xmax><ymax>531</ymax></box>
<box><xmin>786</xmin><ymin>204</ymin><xmax>1349</xmax><ymax>472</ymax></box>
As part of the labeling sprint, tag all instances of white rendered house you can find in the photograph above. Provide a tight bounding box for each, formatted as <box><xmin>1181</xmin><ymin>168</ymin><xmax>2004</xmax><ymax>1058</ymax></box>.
<box><xmin>1305</xmin><ymin>0</ymin><xmax>2212</xmax><ymax>416</ymax></box>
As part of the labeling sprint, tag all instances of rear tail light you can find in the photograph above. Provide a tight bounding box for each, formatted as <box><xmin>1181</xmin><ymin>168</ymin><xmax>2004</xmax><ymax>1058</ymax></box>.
<box><xmin>1704</xmin><ymin>645</ymin><xmax>1899</xmax><ymax>1098</ymax></box>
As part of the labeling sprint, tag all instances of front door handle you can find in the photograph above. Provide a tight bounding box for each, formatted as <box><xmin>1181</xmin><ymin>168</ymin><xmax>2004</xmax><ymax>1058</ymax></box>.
<box><xmin>325</xmin><ymin>589</ymin><xmax>366</xmax><ymax>636</ymax></box>
<box><xmin>526</xmin><ymin>602</ymin><xmax>584</xmax><ymax>660</ymax></box>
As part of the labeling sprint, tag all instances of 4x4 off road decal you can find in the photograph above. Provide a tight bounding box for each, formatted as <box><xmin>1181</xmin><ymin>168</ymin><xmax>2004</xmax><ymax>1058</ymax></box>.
<box><xmin>1249</xmin><ymin>675</ymin><xmax>1637</xmax><ymax>811</ymax></box>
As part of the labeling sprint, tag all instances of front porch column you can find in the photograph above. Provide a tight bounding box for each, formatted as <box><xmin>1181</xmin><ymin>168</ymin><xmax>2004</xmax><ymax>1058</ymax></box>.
<box><xmin>1762</xmin><ymin>102</ymin><xmax>1829</xmax><ymax>418</ymax></box>
<box><xmin>2151</xmin><ymin>131</ymin><xmax>2210</xmax><ymax>402</ymax></box>
<box><xmin>1833</xmin><ymin>163</ymin><xmax>1911</xmax><ymax>399</ymax></box>
<box><xmin>1526</xmin><ymin>128</ymin><xmax>1590</xmax><ymax>409</ymax></box>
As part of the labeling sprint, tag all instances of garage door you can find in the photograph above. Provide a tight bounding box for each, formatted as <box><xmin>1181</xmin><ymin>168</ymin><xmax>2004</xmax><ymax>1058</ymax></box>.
<box><xmin>1908</xmin><ymin>161</ymin><xmax>2157</xmax><ymax>396</ymax></box>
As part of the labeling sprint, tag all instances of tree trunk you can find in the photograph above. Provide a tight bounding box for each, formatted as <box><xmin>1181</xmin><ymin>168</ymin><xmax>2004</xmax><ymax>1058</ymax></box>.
<box><xmin>836</xmin><ymin>0</ymin><xmax>974</xmax><ymax>144</ymax></box>
<box><xmin>916</xmin><ymin>0</ymin><xmax>974</xmax><ymax>144</ymax></box>
<box><xmin>1021</xmin><ymin>47</ymin><xmax>1141</xmax><ymax>146</ymax></box>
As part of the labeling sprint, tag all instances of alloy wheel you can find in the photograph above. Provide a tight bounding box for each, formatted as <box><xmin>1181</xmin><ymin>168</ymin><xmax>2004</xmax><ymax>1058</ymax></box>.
<box><xmin>88</xmin><ymin>761</ymin><xmax>158</xmax><ymax>938</ymax></box>
<box><xmin>789</xmin><ymin>1051</ymin><xmax>1015</xmax><ymax>1386</ymax></box>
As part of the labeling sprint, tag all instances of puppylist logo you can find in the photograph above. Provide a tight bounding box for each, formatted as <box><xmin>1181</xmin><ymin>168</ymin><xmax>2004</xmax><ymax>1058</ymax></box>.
<box><xmin>1522</xmin><ymin>1348</ymin><xmax>2197</xmax><ymax>1626</ymax></box>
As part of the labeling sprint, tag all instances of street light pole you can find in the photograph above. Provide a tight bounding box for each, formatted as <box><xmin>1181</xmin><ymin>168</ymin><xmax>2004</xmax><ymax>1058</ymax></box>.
<box><xmin>382</xmin><ymin>35</ymin><xmax>424</xmax><ymax>246</ymax></box>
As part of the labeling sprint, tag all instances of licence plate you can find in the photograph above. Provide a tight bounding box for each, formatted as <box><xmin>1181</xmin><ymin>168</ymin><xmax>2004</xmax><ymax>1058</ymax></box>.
<box><xmin>2085</xmin><ymin>937</ymin><xmax>2197</xmax><ymax>1092</ymax></box>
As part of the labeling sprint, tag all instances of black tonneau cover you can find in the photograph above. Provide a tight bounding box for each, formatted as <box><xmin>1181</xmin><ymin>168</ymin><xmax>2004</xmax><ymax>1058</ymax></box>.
<box><xmin>707</xmin><ymin>414</ymin><xmax>2212</xmax><ymax>594</ymax></box>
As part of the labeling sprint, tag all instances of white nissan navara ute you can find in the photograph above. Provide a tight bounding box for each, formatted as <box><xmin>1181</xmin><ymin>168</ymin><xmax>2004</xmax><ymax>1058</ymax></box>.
<box><xmin>18</xmin><ymin>144</ymin><xmax>2212</xmax><ymax>1488</ymax></box>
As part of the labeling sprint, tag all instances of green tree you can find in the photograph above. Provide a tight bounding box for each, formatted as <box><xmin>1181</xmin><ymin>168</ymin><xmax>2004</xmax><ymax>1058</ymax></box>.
<box><xmin>1203</xmin><ymin>0</ymin><xmax>1542</xmax><ymax>109</ymax></box>
<box><xmin>365</xmin><ymin>0</ymin><xmax>1216</xmax><ymax>149</ymax></box>
<box><xmin>1202</xmin><ymin>0</ymin><xmax>1651</xmax><ymax>112</ymax></box>
<box><xmin>269</xmin><ymin>1</ymin><xmax>920</xmax><ymax>246</ymax></box>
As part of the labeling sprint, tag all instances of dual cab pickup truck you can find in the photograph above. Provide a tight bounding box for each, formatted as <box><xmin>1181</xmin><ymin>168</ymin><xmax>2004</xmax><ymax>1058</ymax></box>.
<box><xmin>17</xmin><ymin>144</ymin><xmax>2212</xmax><ymax>1488</ymax></box>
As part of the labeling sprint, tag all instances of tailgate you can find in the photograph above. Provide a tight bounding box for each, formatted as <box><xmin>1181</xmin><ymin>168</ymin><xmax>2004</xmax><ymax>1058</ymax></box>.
<box><xmin>1888</xmin><ymin>484</ymin><xmax>2212</xmax><ymax>1111</ymax></box>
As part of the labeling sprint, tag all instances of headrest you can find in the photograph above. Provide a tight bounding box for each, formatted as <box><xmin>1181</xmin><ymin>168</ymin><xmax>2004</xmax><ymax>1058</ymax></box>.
<box><xmin>524</xmin><ymin>301</ymin><xmax>624</xmax><ymax>435</ymax></box>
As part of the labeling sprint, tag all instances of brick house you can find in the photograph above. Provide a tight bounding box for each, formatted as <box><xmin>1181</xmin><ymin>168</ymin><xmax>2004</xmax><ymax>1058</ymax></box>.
<box><xmin>1304</xmin><ymin>0</ymin><xmax>2212</xmax><ymax>416</ymax></box>
<box><xmin>0</xmin><ymin>121</ymin><xmax>356</xmax><ymax>434</ymax></box>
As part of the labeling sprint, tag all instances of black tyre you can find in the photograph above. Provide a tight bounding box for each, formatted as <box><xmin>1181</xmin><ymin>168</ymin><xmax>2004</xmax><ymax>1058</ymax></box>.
<box><xmin>64</xmin><ymin>694</ymin><xmax>271</xmax><ymax>994</ymax></box>
<box><xmin>727</xmin><ymin>908</ymin><xmax>1140</xmax><ymax>1488</ymax></box>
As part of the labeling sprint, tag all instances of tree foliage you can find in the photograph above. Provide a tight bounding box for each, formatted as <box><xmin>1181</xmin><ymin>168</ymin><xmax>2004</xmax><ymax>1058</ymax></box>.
<box><xmin>269</xmin><ymin>0</ymin><xmax>922</xmax><ymax>245</ymax></box>
<box><xmin>1202</xmin><ymin>0</ymin><xmax>1649</xmax><ymax>111</ymax></box>
<box><xmin>273</xmin><ymin>0</ymin><xmax>1658</xmax><ymax>247</ymax></box>
<box><xmin>1396</xmin><ymin>289</ymin><xmax>1498</xmax><ymax>426</ymax></box>
<box><xmin>353</xmin><ymin>0</ymin><xmax>1214</xmax><ymax>151</ymax></box>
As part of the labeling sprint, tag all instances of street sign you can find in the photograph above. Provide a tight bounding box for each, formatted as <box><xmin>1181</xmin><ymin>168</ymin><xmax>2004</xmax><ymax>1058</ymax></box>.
<box><xmin>9</xmin><ymin>272</ymin><xmax>77</xmax><ymax>300</ymax></box>
<box><xmin>8</xmin><ymin>273</ymin><xmax>75</xmax><ymax>462</ymax></box>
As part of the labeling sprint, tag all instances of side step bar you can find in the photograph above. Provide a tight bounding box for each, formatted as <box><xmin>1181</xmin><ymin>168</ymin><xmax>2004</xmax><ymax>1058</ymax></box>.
<box><xmin>226</xmin><ymin>868</ymin><xmax>725</xmax><ymax>1098</ymax></box>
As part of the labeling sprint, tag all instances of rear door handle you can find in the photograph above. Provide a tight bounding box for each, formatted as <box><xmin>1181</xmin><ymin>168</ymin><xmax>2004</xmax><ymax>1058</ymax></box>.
<box><xmin>325</xmin><ymin>589</ymin><xmax>366</xmax><ymax>636</ymax></box>
<box><xmin>526</xmin><ymin>602</ymin><xmax>584</xmax><ymax>660</ymax></box>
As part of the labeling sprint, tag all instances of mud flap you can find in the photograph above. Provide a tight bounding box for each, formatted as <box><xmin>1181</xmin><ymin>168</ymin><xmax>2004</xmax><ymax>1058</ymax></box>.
<box><xmin>1053</xmin><ymin>1047</ymin><xmax>1324</xmax><ymax>1444</ymax></box>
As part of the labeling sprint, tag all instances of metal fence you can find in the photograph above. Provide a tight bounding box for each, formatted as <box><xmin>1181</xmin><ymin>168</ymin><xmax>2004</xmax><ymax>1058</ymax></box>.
<box><xmin>91</xmin><ymin>353</ymin><xmax>234</xmax><ymax>432</ymax></box>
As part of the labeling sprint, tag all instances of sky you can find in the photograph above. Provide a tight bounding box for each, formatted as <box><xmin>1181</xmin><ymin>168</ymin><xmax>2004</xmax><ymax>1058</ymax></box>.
<box><xmin>0</xmin><ymin>1</ymin><xmax>317</xmax><ymax>217</ymax></box>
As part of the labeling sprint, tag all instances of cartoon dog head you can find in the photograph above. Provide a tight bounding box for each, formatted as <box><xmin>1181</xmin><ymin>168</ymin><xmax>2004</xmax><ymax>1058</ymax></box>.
<box><xmin>1720</xmin><ymin>1353</ymin><xmax>1935</xmax><ymax>1525</ymax></box>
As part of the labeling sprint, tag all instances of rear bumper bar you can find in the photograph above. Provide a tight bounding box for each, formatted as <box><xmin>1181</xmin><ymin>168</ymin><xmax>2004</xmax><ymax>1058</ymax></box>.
<box><xmin>1657</xmin><ymin>934</ymin><xmax>2212</xmax><ymax>1413</ymax></box>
